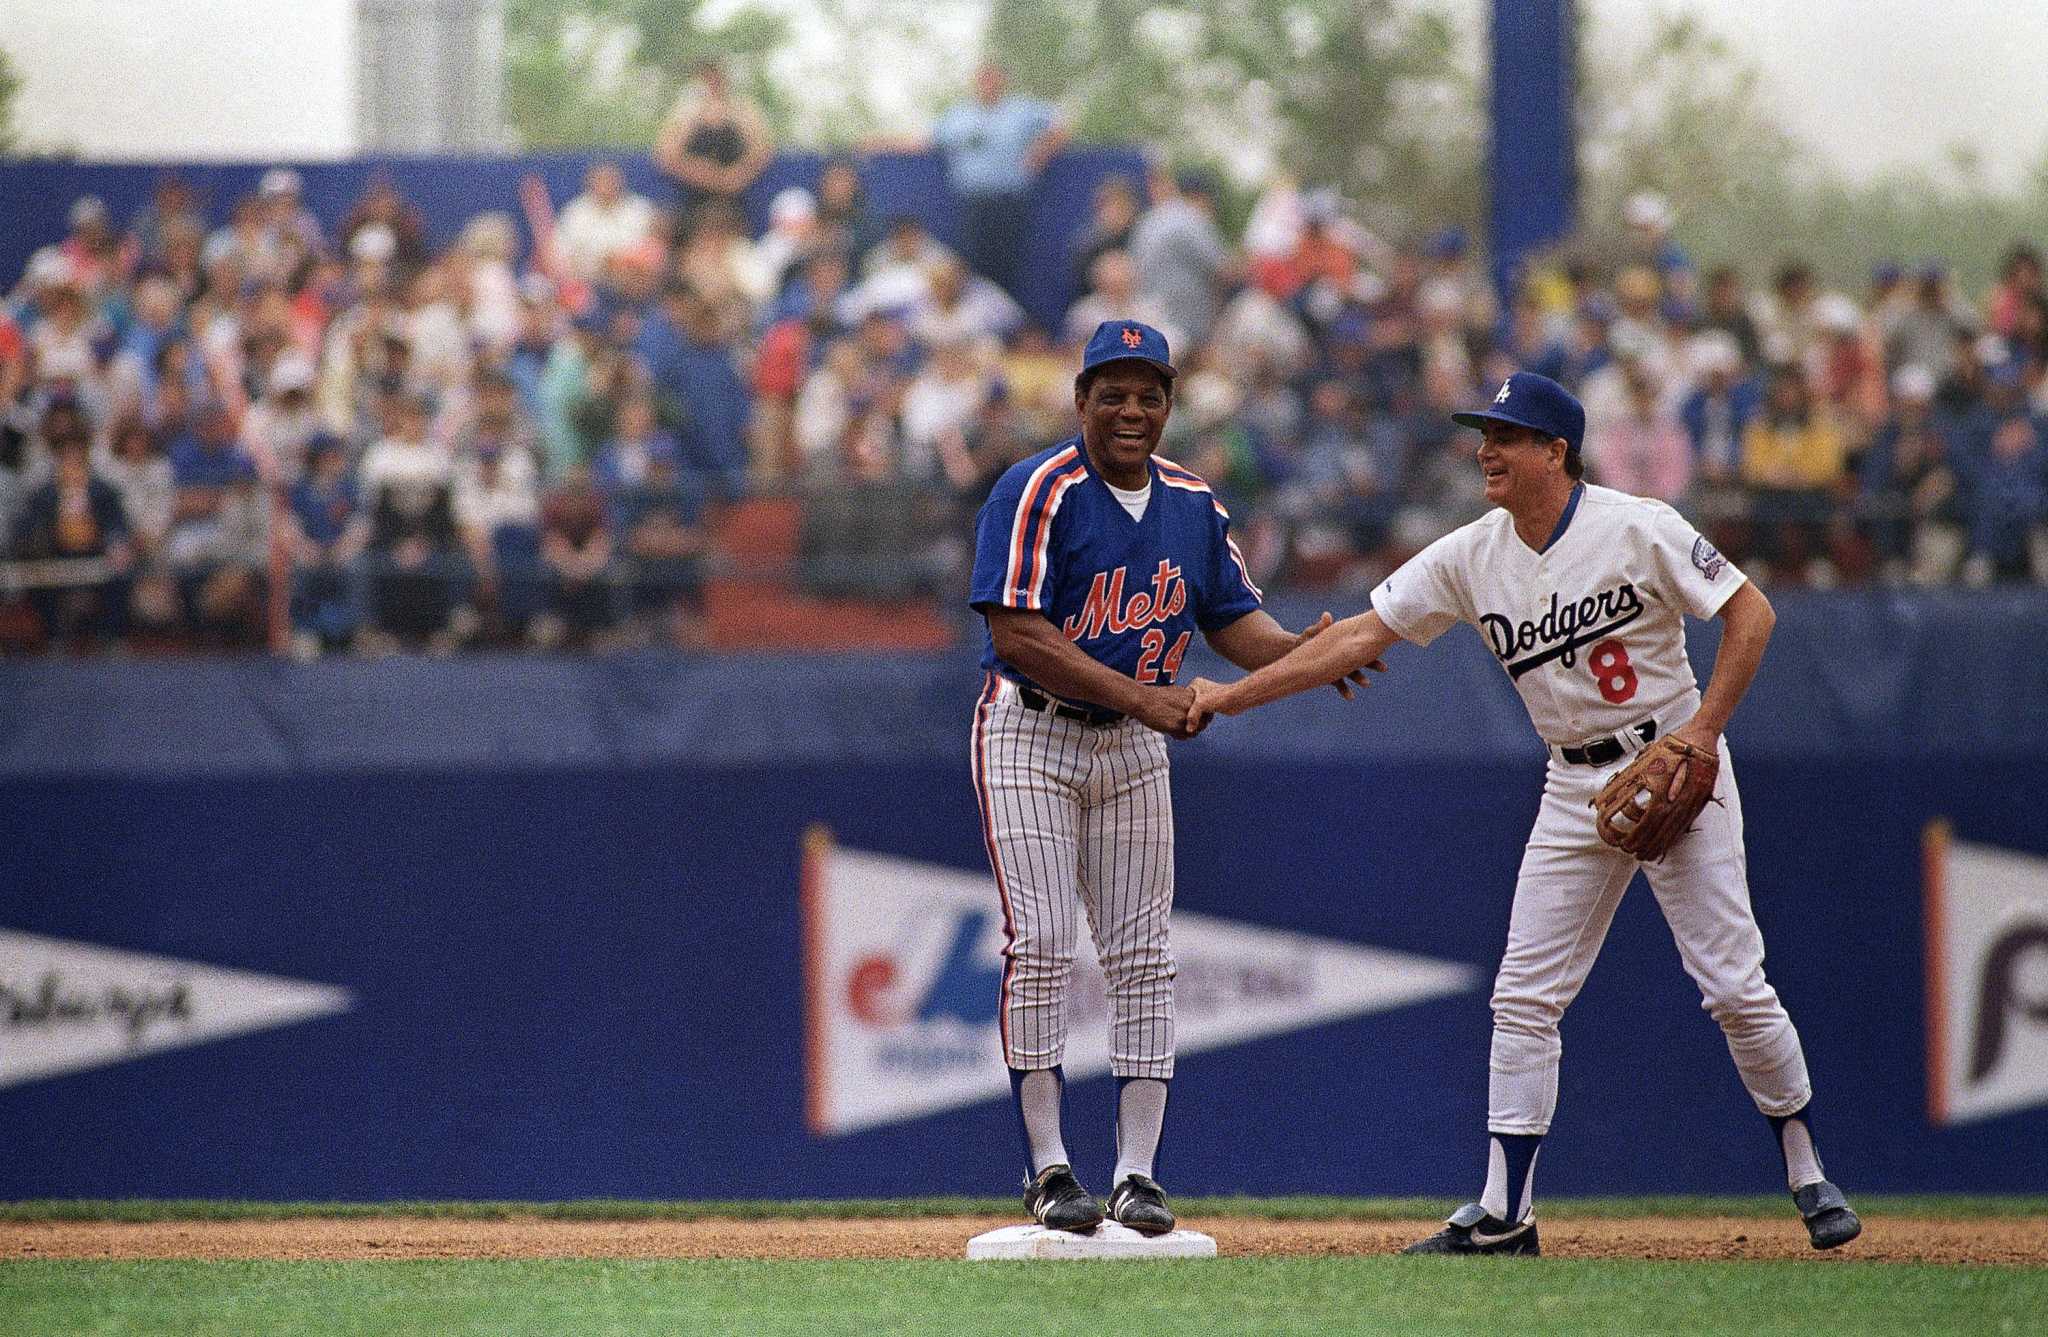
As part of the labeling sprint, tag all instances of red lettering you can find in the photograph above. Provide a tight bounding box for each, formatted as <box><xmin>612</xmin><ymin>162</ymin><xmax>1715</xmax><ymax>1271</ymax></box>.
<box><xmin>1102</xmin><ymin>568</ymin><xmax>1132</xmax><ymax>634</ymax></box>
<box><xmin>1063</xmin><ymin>571</ymin><xmax>1113</xmax><ymax>640</ymax></box>
<box><xmin>1125</xmin><ymin>591</ymin><xmax>1154</xmax><ymax>625</ymax></box>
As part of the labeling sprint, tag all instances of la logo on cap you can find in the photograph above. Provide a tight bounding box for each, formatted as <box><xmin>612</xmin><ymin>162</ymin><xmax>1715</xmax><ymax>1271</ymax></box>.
<box><xmin>1122</xmin><ymin>327</ymin><xmax>1144</xmax><ymax>348</ymax></box>
<box><xmin>1494</xmin><ymin>379</ymin><xmax>1513</xmax><ymax>404</ymax></box>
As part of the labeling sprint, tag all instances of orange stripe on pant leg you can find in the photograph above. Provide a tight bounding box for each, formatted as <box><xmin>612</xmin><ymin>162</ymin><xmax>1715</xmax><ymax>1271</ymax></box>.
<box><xmin>972</xmin><ymin>674</ymin><xmax>1020</xmax><ymax>1064</ymax></box>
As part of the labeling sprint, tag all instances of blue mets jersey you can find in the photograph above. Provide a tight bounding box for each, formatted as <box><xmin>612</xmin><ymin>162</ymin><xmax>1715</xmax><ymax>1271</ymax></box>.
<box><xmin>969</xmin><ymin>439</ymin><xmax>1262</xmax><ymax>707</ymax></box>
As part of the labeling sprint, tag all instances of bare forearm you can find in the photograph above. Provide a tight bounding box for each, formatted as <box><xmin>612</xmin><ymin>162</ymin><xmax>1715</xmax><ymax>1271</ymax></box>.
<box><xmin>1211</xmin><ymin>610</ymin><xmax>1400</xmax><ymax>715</ymax></box>
<box><xmin>1691</xmin><ymin>582</ymin><xmax>1774</xmax><ymax>737</ymax></box>
<box><xmin>991</xmin><ymin>613</ymin><xmax>1156</xmax><ymax>715</ymax></box>
<box><xmin>1204</xmin><ymin>609</ymin><xmax>1303</xmax><ymax>672</ymax></box>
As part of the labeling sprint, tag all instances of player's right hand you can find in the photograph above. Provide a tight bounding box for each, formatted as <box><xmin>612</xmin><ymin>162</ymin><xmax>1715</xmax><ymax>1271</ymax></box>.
<box><xmin>1140</xmin><ymin>684</ymin><xmax>1207</xmax><ymax>740</ymax></box>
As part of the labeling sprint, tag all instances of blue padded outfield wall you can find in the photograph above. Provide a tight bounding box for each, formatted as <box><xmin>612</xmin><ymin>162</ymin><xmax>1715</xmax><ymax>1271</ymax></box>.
<box><xmin>5</xmin><ymin>590</ymin><xmax>2048</xmax><ymax>1200</ymax></box>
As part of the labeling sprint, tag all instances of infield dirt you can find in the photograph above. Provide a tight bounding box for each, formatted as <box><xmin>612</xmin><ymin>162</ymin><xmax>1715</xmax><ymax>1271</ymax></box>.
<box><xmin>6</xmin><ymin>1216</ymin><xmax>2043</xmax><ymax>1265</ymax></box>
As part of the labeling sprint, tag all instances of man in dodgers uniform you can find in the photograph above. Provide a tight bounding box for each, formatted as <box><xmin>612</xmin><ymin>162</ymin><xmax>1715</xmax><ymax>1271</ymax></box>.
<box><xmin>969</xmin><ymin>320</ymin><xmax>1369</xmax><ymax>1236</ymax></box>
<box><xmin>1188</xmin><ymin>372</ymin><xmax>1861</xmax><ymax>1254</ymax></box>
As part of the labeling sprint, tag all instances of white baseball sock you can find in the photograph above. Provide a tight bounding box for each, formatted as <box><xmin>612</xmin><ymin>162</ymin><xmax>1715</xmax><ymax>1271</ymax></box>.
<box><xmin>1479</xmin><ymin>1133</ymin><xmax>1542</xmax><ymax>1224</ymax></box>
<box><xmin>1111</xmin><ymin>1077</ymin><xmax>1169</xmax><ymax>1184</ymax></box>
<box><xmin>1012</xmin><ymin>1068</ymin><xmax>1069</xmax><ymax>1176</ymax></box>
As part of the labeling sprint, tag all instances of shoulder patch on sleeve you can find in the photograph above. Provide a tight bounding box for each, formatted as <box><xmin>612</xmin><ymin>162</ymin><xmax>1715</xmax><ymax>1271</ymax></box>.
<box><xmin>1692</xmin><ymin>534</ymin><xmax>1727</xmax><ymax>581</ymax></box>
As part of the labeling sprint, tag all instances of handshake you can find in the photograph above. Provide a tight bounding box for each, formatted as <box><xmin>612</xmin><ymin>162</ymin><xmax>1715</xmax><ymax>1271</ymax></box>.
<box><xmin>1132</xmin><ymin>612</ymin><xmax>1384</xmax><ymax>741</ymax></box>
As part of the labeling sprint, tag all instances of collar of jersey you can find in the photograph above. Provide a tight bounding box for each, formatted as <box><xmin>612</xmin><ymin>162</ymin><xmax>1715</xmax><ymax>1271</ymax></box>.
<box><xmin>1539</xmin><ymin>482</ymin><xmax>1584</xmax><ymax>554</ymax></box>
<box><xmin>1074</xmin><ymin>437</ymin><xmax>1158</xmax><ymax>491</ymax></box>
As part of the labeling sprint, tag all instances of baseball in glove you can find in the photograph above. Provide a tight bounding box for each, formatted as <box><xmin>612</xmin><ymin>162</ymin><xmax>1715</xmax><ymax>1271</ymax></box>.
<box><xmin>1591</xmin><ymin>735</ymin><xmax>1720</xmax><ymax>862</ymax></box>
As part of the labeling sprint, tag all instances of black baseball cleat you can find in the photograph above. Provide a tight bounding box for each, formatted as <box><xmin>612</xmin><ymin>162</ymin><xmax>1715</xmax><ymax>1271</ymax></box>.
<box><xmin>1106</xmin><ymin>1173</ymin><xmax>1177</xmax><ymax>1236</ymax></box>
<box><xmin>1793</xmin><ymin>1180</ymin><xmax>1862</xmax><ymax>1250</ymax></box>
<box><xmin>1402</xmin><ymin>1202</ymin><xmax>1541</xmax><ymax>1256</ymax></box>
<box><xmin>1022</xmin><ymin>1164</ymin><xmax>1104</xmax><ymax>1233</ymax></box>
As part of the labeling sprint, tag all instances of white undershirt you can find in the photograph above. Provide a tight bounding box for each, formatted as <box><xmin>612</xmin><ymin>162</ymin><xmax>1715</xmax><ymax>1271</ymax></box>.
<box><xmin>1105</xmin><ymin>479</ymin><xmax>1152</xmax><ymax>521</ymax></box>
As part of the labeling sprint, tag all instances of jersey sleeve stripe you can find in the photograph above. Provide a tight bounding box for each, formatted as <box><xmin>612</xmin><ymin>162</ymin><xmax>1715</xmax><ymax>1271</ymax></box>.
<box><xmin>1001</xmin><ymin>447</ymin><xmax>1082</xmax><ymax>607</ymax></box>
<box><xmin>1019</xmin><ymin>464</ymin><xmax>1089</xmax><ymax>597</ymax></box>
<box><xmin>1225</xmin><ymin>533</ymin><xmax>1263</xmax><ymax>600</ymax></box>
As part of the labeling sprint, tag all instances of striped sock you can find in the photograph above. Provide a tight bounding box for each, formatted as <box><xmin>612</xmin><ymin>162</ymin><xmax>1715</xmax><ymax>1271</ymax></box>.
<box><xmin>1480</xmin><ymin>1133</ymin><xmax>1543</xmax><ymax>1224</ymax></box>
<box><xmin>1768</xmin><ymin>1104</ymin><xmax>1825</xmax><ymax>1191</ymax></box>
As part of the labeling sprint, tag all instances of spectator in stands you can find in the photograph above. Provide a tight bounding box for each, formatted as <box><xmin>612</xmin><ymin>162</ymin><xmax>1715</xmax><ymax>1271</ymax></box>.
<box><xmin>1986</xmin><ymin>243</ymin><xmax>2043</xmax><ymax>341</ymax></box>
<box><xmin>595</xmin><ymin>389</ymin><xmax>681</xmax><ymax>493</ymax></box>
<box><xmin>1742</xmin><ymin>364</ymin><xmax>1848</xmax><ymax>582</ymax></box>
<box><xmin>911</xmin><ymin>255</ymin><xmax>1024</xmax><ymax>354</ymax></box>
<box><xmin>95</xmin><ymin>417</ymin><xmax>172</xmax><ymax>558</ymax></box>
<box><xmin>1062</xmin><ymin>248</ymin><xmax>1180</xmax><ymax>353</ymax></box>
<box><xmin>1583</xmin><ymin>358</ymin><xmax>1690</xmax><ymax>502</ymax></box>
<box><xmin>287</xmin><ymin>434</ymin><xmax>368</xmax><ymax>655</ymax></box>
<box><xmin>242</xmin><ymin>351</ymin><xmax>323</xmax><ymax>485</ymax></box>
<box><xmin>848</xmin><ymin>215</ymin><xmax>954</xmax><ymax>320</ymax></box>
<box><xmin>751</xmin><ymin>187</ymin><xmax>821</xmax><ymax>305</ymax></box>
<box><xmin>556</xmin><ymin>161</ymin><xmax>658</xmax><ymax>287</ymax></box>
<box><xmin>9</xmin><ymin>433</ymin><xmax>132</xmax><ymax>646</ymax></box>
<box><xmin>535</xmin><ymin>465</ymin><xmax>619</xmax><ymax>647</ymax></box>
<box><xmin>1888</xmin><ymin>263</ymin><xmax>1973</xmax><ymax>378</ymax></box>
<box><xmin>259</xmin><ymin>168</ymin><xmax>326</xmax><ymax>260</ymax></box>
<box><xmin>653</xmin><ymin>59</ymin><xmax>776</xmax><ymax>228</ymax></box>
<box><xmin>1131</xmin><ymin>168</ymin><xmax>1231</xmax><ymax>350</ymax></box>
<box><xmin>673</xmin><ymin>201</ymin><xmax>765</xmax><ymax>337</ymax></box>
<box><xmin>1620</xmin><ymin>191</ymin><xmax>1692</xmax><ymax>293</ymax></box>
<box><xmin>1066</xmin><ymin>173</ymin><xmax>1142</xmax><ymax>296</ymax></box>
<box><xmin>539</xmin><ymin>312</ymin><xmax>606</xmax><ymax>479</ymax></box>
<box><xmin>1860</xmin><ymin>364</ymin><xmax>1964</xmax><ymax>586</ymax></box>
<box><xmin>339</xmin><ymin>173</ymin><xmax>430</xmax><ymax>270</ymax></box>
<box><xmin>930</xmin><ymin>60</ymin><xmax>1066</xmax><ymax>301</ymax></box>
<box><xmin>359</xmin><ymin>391</ymin><xmax>468</xmax><ymax>648</ymax></box>
<box><xmin>1963</xmin><ymin>383</ymin><xmax>2048</xmax><ymax>586</ymax></box>
<box><xmin>129</xmin><ymin>174</ymin><xmax>203</xmax><ymax>272</ymax></box>
<box><xmin>454</xmin><ymin>213</ymin><xmax>523</xmax><ymax>357</ymax></box>
<box><xmin>901</xmin><ymin>336</ymin><xmax>989</xmax><ymax>484</ymax></box>
<box><xmin>814</xmin><ymin>156</ymin><xmax>878</xmax><ymax>261</ymax></box>
<box><xmin>1678</xmin><ymin>331</ymin><xmax>1761</xmax><ymax>542</ymax></box>
<box><xmin>453</xmin><ymin>418</ymin><xmax>544</xmax><ymax>642</ymax></box>
<box><xmin>1281</xmin><ymin>375</ymin><xmax>1394</xmax><ymax>575</ymax></box>
<box><xmin>57</xmin><ymin>196</ymin><xmax>124</xmax><ymax>299</ymax></box>
<box><xmin>612</xmin><ymin>435</ymin><xmax>708</xmax><ymax>647</ymax></box>
<box><xmin>647</xmin><ymin>284</ymin><xmax>752</xmax><ymax>493</ymax></box>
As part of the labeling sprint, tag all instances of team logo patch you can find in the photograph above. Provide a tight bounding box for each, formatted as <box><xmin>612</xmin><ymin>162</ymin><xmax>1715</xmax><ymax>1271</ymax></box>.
<box><xmin>1692</xmin><ymin>535</ymin><xmax>1726</xmax><ymax>581</ymax></box>
<box><xmin>1494</xmin><ymin>379</ymin><xmax>1513</xmax><ymax>405</ymax></box>
<box><xmin>1121</xmin><ymin>326</ymin><xmax>1144</xmax><ymax>348</ymax></box>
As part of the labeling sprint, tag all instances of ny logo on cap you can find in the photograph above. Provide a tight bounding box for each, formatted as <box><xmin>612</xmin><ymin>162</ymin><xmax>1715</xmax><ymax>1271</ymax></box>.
<box><xmin>1494</xmin><ymin>379</ymin><xmax>1513</xmax><ymax>405</ymax></box>
<box><xmin>1122</xmin><ymin>327</ymin><xmax>1144</xmax><ymax>348</ymax></box>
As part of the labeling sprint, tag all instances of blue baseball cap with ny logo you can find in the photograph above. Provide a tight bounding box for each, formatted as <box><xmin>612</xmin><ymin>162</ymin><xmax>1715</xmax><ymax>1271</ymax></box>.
<box><xmin>1080</xmin><ymin>319</ymin><xmax>1177</xmax><ymax>381</ymax></box>
<box><xmin>1452</xmin><ymin>371</ymin><xmax>1585</xmax><ymax>452</ymax></box>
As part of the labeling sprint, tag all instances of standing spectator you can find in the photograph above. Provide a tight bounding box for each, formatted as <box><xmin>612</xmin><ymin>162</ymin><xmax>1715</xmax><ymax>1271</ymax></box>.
<box><xmin>646</xmin><ymin>285</ymin><xmax>751</xmax><ymax>494</ymax></box>
<box><xmin>1742</xmin><ymin>365</ymin><xmax>1848</xmax><ymax>581</ymax></box>
<box><xmin>1131</xmin><ymin>168</ymin><xmax>1231</xmax><ymax>350</ymax></box>
<box><xmin>1986</xmin><ymin>244</ymin><xmax>2044</xmax><ymax>341</ymax></box>
<box><xmin>9</xmin><ymin>434</ymin><xmax>132</xmax><ymax>646</ymax></box>
<box><xmin>555</xmin><ymin>162</ymin><xmax>658</xmax><ymax>288</ymax></box>
<box><xmin>653</xmin><ymin>59</ymin><xmax>776</xmax><ymax>229</ymax></box>
<box><xmin>1583</xmin><ymin>361</ymin><xmax>1691</xmax><ymax>502</ymax></box>
<box><xmin>1859</xmin><ymin>365</ymin><xmax>1965</xmax><ymax>585</ymax></box>
<box><xmin>929</xmin><ymin>61</ymin><xmax>1066</xmax><ymax>301</ymax></box>
<box><xmin>286</xmin><ymin>435</ymin><xmax>369</xmax><ymax>655</ymax></box>
<box><xmin>339</xmin><ymin>173</ymin><xmax>431</xmax><ymax>269</ymax></box>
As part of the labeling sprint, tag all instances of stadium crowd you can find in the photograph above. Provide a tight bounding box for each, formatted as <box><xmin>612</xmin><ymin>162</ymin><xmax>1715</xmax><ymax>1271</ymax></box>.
<box><xmin>4</xmin><ymin>90</ymin><xmax>2047</xmax><ymax>655</ymax></box>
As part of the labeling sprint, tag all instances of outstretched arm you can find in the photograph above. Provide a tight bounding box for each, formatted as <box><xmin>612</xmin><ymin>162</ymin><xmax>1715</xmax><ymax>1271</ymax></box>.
<box><xmin>1191</xmin><ymin>608</ymin><xmax>1405</xmax><ymax>725</ymax></box>
<box><xmin>1203</xmin><ymin>608</ymin><xmax>1380</xmax><ymax>698</ymax></box>
<box><xmin>1671</xmin><ymin>580</ymin><xmax>1774</xmax><ymax>752</ymax></box>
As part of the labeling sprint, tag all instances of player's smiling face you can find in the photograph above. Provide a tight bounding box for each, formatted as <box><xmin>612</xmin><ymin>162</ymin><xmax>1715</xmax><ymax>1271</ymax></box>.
<box><xmin>1078</xmin><ymin>363</ymin><xmax>1173</xmax><ymax>487</ymax></box>
<box><xmin>1475</xmin><ymin>421</ymin><xmax>1565</xmax><ymax>509</ymax></box>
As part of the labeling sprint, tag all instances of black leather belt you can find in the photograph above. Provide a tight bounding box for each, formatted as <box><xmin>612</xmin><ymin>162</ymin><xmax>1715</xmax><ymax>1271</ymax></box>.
<box><xmin>1559</xmin><ymin>719</ymin><xmax>1658</xmax><ymax>766</ymax></box>
<box><xmin>1017</xmin><ymin>685</ymin><xmax>1124</xmax><ymax>727</ymax></box>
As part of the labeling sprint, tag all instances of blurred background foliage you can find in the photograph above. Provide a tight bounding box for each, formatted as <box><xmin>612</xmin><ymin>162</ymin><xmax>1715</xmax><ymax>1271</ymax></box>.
<box><xmin>496</xmin><ymin>0</ymin><xmax>2048</xmax><ymax>290</ymax></box>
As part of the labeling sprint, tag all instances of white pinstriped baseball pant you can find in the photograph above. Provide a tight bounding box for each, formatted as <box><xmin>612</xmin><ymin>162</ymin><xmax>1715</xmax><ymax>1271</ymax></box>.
<box><xmin>969</xmin><ymin>674</ymin><xmax>1177</xmax><ymax>1078</ymax></box>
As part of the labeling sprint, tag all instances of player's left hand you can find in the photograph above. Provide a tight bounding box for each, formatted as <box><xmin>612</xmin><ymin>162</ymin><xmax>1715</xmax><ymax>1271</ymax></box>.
<box><xmin>1294</xmin><ymin>611</ymin><xmax>1386</xmax><ymax>699</ymax></box>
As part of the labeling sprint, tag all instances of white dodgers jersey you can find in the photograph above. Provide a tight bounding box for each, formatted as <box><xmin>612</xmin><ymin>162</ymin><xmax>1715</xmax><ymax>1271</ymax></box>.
<box><xmin>1372</xmin><ymin>484</ymin><xmax>1744</xmax><ymax>744</ymax></box>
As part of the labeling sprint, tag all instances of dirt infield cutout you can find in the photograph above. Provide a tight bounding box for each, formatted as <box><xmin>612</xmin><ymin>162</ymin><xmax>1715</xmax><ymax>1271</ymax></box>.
<box><xmin>5</xmin><ymin>1216</ymin><xmax>2043</xmax><ymax>1265</ymax></box>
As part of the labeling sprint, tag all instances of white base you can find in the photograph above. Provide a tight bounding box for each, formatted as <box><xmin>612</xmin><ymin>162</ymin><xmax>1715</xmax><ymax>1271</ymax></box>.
<box><xmin>965</xmin><ymin>1222</ymin><xmax>1218</xmax><ymax>1260</ymax></box>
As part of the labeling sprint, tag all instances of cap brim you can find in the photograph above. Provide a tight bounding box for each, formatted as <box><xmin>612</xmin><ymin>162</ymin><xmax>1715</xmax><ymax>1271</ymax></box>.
<box><xmin>1450</xmin><ymin>407</ymin><xmax>1550</xmax><ymax>436</ymax></box>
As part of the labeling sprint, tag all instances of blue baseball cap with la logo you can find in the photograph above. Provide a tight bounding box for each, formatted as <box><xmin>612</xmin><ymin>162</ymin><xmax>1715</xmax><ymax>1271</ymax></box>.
<box><xmin>1080</xmin><ymin>319</ymin><xmax>1177</xmax><ymax>381</ymax></box>
<box><xmin>1452</xmin><ymin>371</ymin><xmax>1585</xmax><ymax>452</ymax></box>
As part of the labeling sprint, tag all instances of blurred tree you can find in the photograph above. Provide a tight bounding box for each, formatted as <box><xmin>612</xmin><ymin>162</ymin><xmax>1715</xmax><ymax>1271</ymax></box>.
<box><xmin>503</xmin><ymin>0</ymin><xmax>792</xmax><ymax>148</ymax></box>
<box><xmin>980</xmin><ymin>0</ymin><xmax>1483</xmax><ymax>239</ymax></box>
<box><xmin>0</xmin><ymin>47</ymin><xmax>21</xmax><ymax>155</ymax></box>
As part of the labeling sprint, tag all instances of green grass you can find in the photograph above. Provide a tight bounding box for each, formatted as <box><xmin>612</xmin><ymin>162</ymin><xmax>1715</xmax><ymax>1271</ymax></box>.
<box><xmin>5</xmin><ymin>1194</ymin><xmax>2045</xmax><ymax>1222</ymax></box>
<box><xmin>1</xmin><ymin>1258</ymin><xmax>2041</xmax><ymax>1337</ymax></box>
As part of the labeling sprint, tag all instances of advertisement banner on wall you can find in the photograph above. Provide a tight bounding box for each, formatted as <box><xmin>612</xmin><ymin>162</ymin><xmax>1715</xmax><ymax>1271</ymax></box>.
<box><xmin>800</xmin><ymin>827</ymin><xmax>1479</xmax><ymax>1137</ymax></box>
<box><xmin>1923</xmin><ymin>823</ymin><xmax>2048</xmax><ymax>1127</ymax></box>
<box><xmin>0</xmin><ymin>930</ymin><xmax>354</xmax><ymax>1090</ymax></box>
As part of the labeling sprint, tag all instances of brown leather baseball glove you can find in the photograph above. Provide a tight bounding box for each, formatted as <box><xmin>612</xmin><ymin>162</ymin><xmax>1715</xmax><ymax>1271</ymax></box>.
<box><xmin>1591</xmin><ymin>735</ymin><xmax>1720</xmax><ymax>862</ymax></box>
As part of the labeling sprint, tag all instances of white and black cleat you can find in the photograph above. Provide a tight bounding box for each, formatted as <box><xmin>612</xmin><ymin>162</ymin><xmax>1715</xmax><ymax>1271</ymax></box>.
<box><xmin>1402</xmin><ymin>1202</ymin><xmax>1541</xmax><ymax>1256</ymax></box>
<box><xmin>1793</xmin><ymin>1179</ymin><xmax>1862</xmax><ymax>1250</ymax></box>
<box><xmin>1106</xmin><ymin>1173</ymin><xmax>1177</xmax><ymax>1236</ymax></box>
<box><xmin>1022</xmin><ymin>1163</ymin><xmax>1104</xmax><ymax>1233</ymax></box>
